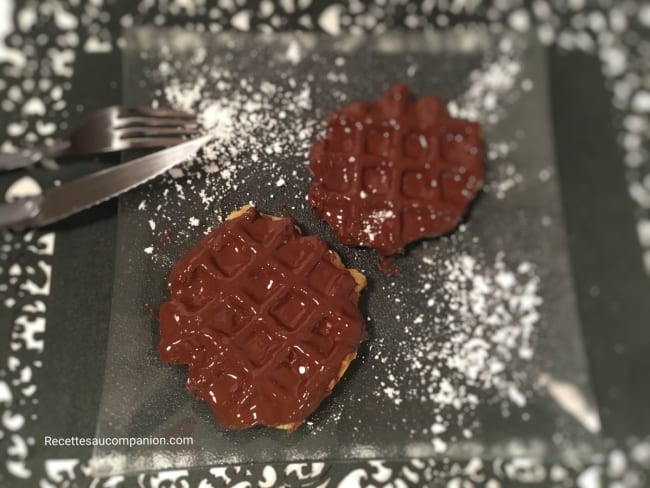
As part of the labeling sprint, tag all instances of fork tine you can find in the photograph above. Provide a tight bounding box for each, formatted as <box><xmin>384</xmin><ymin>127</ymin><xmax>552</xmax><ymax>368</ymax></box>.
<box><xmin>117</xmin><ymin>126</ymin><xmax>201</xmax><ymax>139</ymax></box>
<box><xmin>119</xmin><ymin>137</ymin><xmax>192</xmax><ymax>150</ymax></box>
<box><xmin>119</xmin><ymin>106</ymin><xmax>196</xmax><ymax>120</ymax></box>
<box><xmin>115</xmin><ymin>116</ymin><xmax>200</xmax><ymax>129</ymax></box>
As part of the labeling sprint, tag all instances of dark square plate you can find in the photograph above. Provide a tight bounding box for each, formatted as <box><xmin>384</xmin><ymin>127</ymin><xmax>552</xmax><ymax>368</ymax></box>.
<box><xmin>91</xmin><ymin>29</ymin><xmax>601</xmax><ymax>476</ymax></box>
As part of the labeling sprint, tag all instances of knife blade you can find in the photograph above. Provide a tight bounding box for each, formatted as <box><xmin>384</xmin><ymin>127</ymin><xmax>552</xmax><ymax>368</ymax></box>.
<box><xmin>0</xmin><ymin>134</ymin><xmax>212</xmax><ymax>229</ymax></box>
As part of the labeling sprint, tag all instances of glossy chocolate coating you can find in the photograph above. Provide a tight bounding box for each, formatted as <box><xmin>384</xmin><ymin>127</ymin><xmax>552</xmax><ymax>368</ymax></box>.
<box><xmin>309</xmin><ymin>83</ymin><xmax>484</xmax><ymax>256</ymax></box>
<box><xmin>159</xmin><ymin>207</ymin><xmax>366</xmax><ymax>431</ymax></box>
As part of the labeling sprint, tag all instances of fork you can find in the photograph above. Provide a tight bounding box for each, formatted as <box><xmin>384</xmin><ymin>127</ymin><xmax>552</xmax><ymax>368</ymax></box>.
<box><xmin>0</xmin><ymin>106</ymin><xmax>200</xmax><ymax>171</ymax></box>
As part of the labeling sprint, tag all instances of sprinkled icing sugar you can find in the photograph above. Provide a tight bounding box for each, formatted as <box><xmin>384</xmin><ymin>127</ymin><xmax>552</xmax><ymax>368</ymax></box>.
<box><xmin>448</xmin><ymin>37</ymin><xmax>522</xmax><ymax>126</ymax></box>
<box><xmin>362</xmin><ymin>210</ymin><xmax>396</xmax><ymax>244</ymax></box>
<box><xmin>136</xmin><ymin>50</ymin><xmax>320</xmax><ymax>256</ymax></box>
<box><xmin>373</xmin><ymin>250</ymin><xmax>542</xmax><ymax>441</ymax></box>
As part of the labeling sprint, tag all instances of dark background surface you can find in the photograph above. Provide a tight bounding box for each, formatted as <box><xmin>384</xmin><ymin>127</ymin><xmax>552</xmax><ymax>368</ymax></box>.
<box><xmin>13</xmin><ymin>43</ymin><xmax>650</xmax><ymax>480</ymax></box>
<box><xmin>0</xmin><ymin>1</ymin><xmax>649</xmax><ymax>486</ymax></box>
<box><xmin>550</xmin><ymin>49</ymin><xmax>650</xmax><ymax>440</ymax></box>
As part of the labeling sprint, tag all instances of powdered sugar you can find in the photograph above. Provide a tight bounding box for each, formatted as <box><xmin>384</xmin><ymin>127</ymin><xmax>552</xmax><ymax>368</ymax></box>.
<box><xmin>134</xmin><ymin>41</ymin><xmax>324</xmax><ymax>257</ymax></box>
<box><xmin>448</xmin><ymin>37</ymin><xmax>522</xmax><ymax>126</ymax></box>
<box><xmin>450</xmin><ymin>36</ymin><xmax>526</xmax><ymax>198</ymax></box>
<box><xmin>361</xmin><ymin>209</ymin><xmax>396</xmax><ymax>243</ymax></box>
<box><xmin>374</xmin><ymin>250</ymin><xmax>543</xmax><ymax>443</ymax></box>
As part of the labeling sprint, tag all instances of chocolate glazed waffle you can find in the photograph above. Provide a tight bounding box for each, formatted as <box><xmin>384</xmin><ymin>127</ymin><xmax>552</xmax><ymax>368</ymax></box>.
<box><xmin>159</xmin><ymin>205</ymin><xmax>367</xmax><ymax>432</ymax></box>
<box><xmin>309</xmin><ymin>83</ymin><xmax>485</xmax><ymax>257</ymax></box>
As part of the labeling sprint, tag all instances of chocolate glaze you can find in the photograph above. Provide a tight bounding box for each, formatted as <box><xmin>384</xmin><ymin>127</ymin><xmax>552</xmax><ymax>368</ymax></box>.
<box><xmin>159</xmin><ymin>207</ymin><xmax>366</xmax><ymax>431</ymax></box>
<box><xmin>309</xmin><ymin>83</ymin><xmax>484</xmax><ymax>256</ymax></box>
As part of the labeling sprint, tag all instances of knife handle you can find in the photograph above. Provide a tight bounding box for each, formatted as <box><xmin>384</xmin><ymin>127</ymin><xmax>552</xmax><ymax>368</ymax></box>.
<box><xmin>0</xmin><ymin>148</ymin><xmax>44</xmax><ymax>171</ymax></box>
<box><xmin>0</xmin><ymin>141</ymin><xmax>70</xmax><ymax>171</ymax></box>
<box><xmin>0</xmin><ymin>196</ymin><xmax>43</xmax><ymax>229</ymax></box>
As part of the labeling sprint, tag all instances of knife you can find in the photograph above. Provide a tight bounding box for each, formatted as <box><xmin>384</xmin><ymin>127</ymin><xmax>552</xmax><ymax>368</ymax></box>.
<box><xmin>0</xmin><ymin>135</ymin><xmax>212</xmax><ymax>229</ymax></box>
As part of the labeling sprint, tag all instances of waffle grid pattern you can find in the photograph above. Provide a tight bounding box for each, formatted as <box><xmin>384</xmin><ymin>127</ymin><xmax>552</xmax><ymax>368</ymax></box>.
<box><xmin>309</xmin><ymin>84</ymin><xmax>484</xmax><ymax>256</ymax></box>
<box><xmin>160</xmin><ymin>209</ymin><xmax>365</xmax><ymax>428</ymax></box>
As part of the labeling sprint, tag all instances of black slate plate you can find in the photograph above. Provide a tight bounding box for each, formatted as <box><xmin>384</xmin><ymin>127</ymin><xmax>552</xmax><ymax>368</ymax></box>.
<box><xmin>91</xmin><ymin>29</ymin><xmax>601</xmax><ymax>476</ymax></box>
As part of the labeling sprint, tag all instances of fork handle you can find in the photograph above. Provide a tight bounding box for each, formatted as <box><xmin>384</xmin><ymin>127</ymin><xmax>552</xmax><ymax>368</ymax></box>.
<box><xmin>0</xmin><ymin>140</ymin><xmax>70</xmax><ymax>171</ymax></box>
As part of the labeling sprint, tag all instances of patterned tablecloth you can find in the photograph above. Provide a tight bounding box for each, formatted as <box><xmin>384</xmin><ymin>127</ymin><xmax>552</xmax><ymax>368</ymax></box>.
<box><xmin>1</xmin><ymin>0</ymin><xmax>650</xmax><ymax>486</ymax></box>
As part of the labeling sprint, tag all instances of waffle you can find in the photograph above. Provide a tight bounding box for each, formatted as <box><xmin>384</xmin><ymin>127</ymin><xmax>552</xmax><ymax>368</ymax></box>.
<box><xmin>309</xmin><ymin>83</ymin><xmax>484</xmax><ymax>257</ymax></box>
<box><xmin>159</xmin><ymin>205</ymin><xmax>367</xmax><ymax>432</ymax></box>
